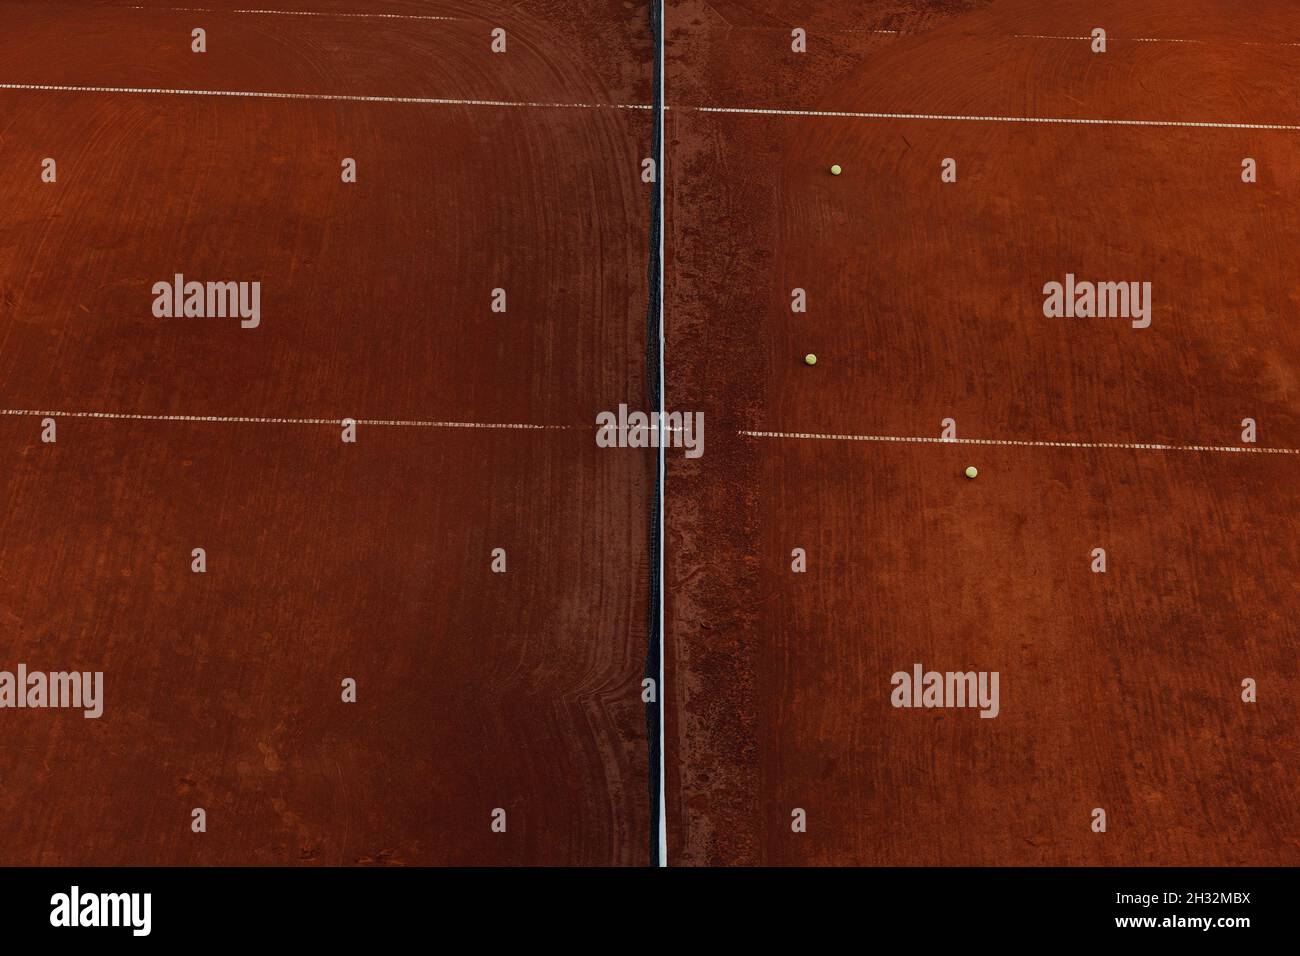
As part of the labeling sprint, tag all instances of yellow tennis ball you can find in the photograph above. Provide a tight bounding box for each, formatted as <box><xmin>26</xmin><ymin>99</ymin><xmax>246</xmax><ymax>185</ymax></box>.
<box><xmin>804</xmin><ymin>353</ymin><xmax>818</xmax><ymax>366</ymax></box>
<box><xmin>830</xmin><ymin>164</ymin><xmax>842</xmax><ymax>176</ymax></box>
<box><xmin>965</xmin><ymin>466</ymin><xmax>978</xmax><ymax>479</ymax></box>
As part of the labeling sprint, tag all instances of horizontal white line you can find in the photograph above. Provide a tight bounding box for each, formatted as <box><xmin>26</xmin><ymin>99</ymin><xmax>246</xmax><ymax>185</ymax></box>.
<box><xmin>693</xmin><ymin>105</ymin><xmax>1300</xmax><ymax>131</ymax></box>
<box><xmin>739</xmin><ymin>430</ymin><xmax>1300</xmax><ymax>456</ymax></box>
<box><xmin>3</xmin><ymin>409</ymin><xmax>1287</xmax><ymax>454</ymax></box>
<box><xmin>1011</xmin><ymin>33</ymin><xmax>1205</xmax><ymax>44</ymax></box>
<box><xmin>0</xmin><ymin>409</ymin><xmax>569</xmax><ymax>430</ymax></box>
<box><xmin>128</xmin><ymin>5</ymin><xmax>459</xmax><ymax>20</ymax></box>
<box><xmin>740</xmin><ymin>27</ymin><xmax>901</xmax><ymax>35</ymax></box>
<box><xmin>1</xmin><ymin>84</ymin><xmax>1292</xmax><ymax>131</ymax></box>
<box><xmin>0</xmin><ymin>83</ymin><xmax>649</xmax><ymax>111</ymax></box>
<box><xmin>1013</xmin><ymin>33</ymin><xmax>1300</xmax><ymax>47</ymax></box>
<box><xmin>708</xmin><ymin>21</ymin><xmax>1300</xmax><ymax>47</ymax></box>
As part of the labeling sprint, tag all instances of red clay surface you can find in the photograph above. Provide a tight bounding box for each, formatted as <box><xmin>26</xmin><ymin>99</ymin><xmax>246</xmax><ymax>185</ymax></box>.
<box><xmin>0</xmin><ymin>0</ymin><xmax>653</xmax><ymax>865</ymax></box>
<box><xmin>666</xmin><ymin>0</ymin><xmax>1300</xmax><ymax>865</ymax></box>
<box><xmin>4</xmin><ymin>0</ymin><xmax>1298</xmax><ymax>870</ymax></box>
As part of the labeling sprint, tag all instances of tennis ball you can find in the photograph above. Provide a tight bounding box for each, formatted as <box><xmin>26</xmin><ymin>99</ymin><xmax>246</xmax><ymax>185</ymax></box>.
<box><xmin>830</xmin><ymin>164</ymin><xmax>842</xmax><ymax>176</ymax></box>
<box><xmin>804</xmin><ymin>353</ymin><xmax>818</xmax><ymax>366</ymax></box>
<box><xmin>965</xmin><ymin>466</ymin><xmax>978</xmax><ymax>479</ymax></box>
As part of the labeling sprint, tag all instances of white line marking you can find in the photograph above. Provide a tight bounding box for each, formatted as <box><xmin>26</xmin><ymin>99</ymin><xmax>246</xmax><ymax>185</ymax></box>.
<box><xmin>1014</xmin><ymin>34</ymin><xmax>1300</xmax><ymax>47</ymax></box>
<box><xmin>742</xmin><ymin>27</ymin><xmax>901</xmax><ymax>35</ymax></box>
<box><xmin>7</xmin><ymin>411</ymin><xmax>1284</xmax><ymax>455</ymax></box>
<box><xmin>0</xmin><ymin>409</ymin><xmax>569</xmax><ymax>430</ymax></box>
<box><xmin>706</xmin><ymin>22</ymin><xmax>1300</xmax><ymax>47</ymax></box>
<box><xmin>1011</xmin><ymin>34</ymin><xmax>1206</xmax><ymax>44</ymax></box>
<box><xmin>3</xmin><ymin>83</ymin><xmax>1295</xmax><ymax>132</ymax></box>
<box><xmin>0</xmin><ymin>83</ymin><xmax>650</xmax><ymax>111</ymax></box>
<box><xmin>692</xmin><ymin>105</ymin><xmax>1300</xmax><ymax>132</ymax></box>
<box><xmin>739</xmin><ymin>430</ymin><xmax>1300</xmax><ymax>456</ymax></box>
<box><xmin>128</xmin><ymin>5</ymin><xmax>459</xmax><ymax>20</ymax></box>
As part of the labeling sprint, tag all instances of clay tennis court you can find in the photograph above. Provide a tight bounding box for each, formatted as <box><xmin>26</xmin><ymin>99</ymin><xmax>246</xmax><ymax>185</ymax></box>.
<box><xmin>0</xmin><ymin>0</ymin><xmax>654</xmax><ymax>866</ymax></box>
<box><xmin>2</xmin><ymin>0</ymin><xmax>1297</xmax><ymax>872</ymax></box>
<box><xmin>664</xmin><ymin>0</ymin><xmax>1300</xmax><ymax>866</ymax></box>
